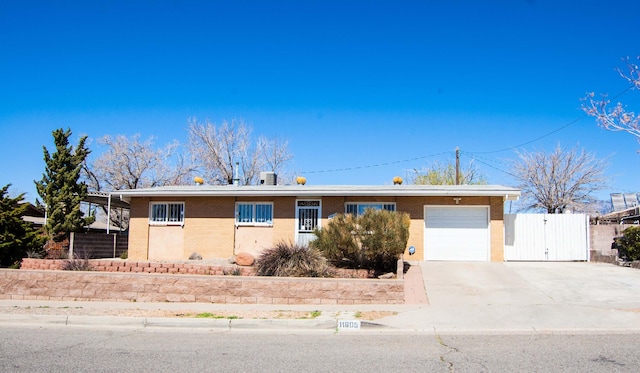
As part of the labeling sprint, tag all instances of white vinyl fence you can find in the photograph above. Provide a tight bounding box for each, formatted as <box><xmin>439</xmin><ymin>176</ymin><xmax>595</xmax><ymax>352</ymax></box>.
<box><xmin>504</xmin><ymin>214</ymin><xmax>590</xmax><ymax>261</ymax></box>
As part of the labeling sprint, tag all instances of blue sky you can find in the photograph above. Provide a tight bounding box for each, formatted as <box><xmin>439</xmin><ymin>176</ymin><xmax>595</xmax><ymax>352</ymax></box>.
<box><xmin>1</xmin><ymin>0</ymin><xmax>639</xmax><ymax>205</ymax></box>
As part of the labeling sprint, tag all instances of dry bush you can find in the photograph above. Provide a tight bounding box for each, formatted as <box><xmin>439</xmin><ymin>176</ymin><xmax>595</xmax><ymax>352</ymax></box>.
<box><xmin>256</xmin><ymin>241</ymin><xmax>335</xmax><ymax>278</ymax></box>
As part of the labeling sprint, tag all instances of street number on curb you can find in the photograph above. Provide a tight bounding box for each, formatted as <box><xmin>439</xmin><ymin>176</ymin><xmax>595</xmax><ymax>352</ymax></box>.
<box><xmin>337</xmin><ymin>320</ymin><xmax>361</xmax><ymax>330</ymax></box>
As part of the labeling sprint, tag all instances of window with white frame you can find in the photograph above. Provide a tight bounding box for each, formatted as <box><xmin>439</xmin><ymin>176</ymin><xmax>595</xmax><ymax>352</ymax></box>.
<box><xmin>345</xmin><ymin>202</ymin><xmax>396</xmax><ymax>216</ymax></box>
<box><xmin>236</xmin><ymin>202</ymin><xmax>273</xmax><ymax>225</ymax></box>
<box><xmin>150</xmin><ymin>202</ymin><xmax>184</xmax><ymax>224</ymax></box>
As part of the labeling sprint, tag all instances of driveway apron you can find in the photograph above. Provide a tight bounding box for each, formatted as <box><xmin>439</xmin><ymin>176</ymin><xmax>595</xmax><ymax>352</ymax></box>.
<box><xmin>505</xmin><ymin>262</ymin><xmax>640</xmax><ymax>309</ymax></box>
<box><xmin>419</xmin><ymin>261</ymin><xmax>553</xmax><ymax>306</ymax></box>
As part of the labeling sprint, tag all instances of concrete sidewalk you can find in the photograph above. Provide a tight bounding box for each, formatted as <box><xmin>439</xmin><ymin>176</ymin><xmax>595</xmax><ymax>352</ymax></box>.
<box><xmin>2</xmin><ymin>262</ymin><xmax>640</xmax><ymax>334</ymax></box>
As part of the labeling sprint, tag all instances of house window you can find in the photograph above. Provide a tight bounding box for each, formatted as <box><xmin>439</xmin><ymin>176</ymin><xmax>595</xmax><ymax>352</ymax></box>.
<box><xmin>345</xmin><ymin>202</ymin><xmax>396</xmax><ymax>216</ymax></box>
<box><xmin>236</xmin><ymin>202</ymin><xmax>273</xmax><ymax>225</ymax></box>
<box><xmin>150</xmin><ymin>202</ymin><xmax>184</xmax><ymax>225</ymax></box>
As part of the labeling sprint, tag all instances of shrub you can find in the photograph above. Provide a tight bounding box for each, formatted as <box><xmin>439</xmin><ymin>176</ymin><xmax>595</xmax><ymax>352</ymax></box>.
<box><xmin>26</xmin><ymin>249</ymin><xmax>45</xmax><ymax>259</ymax></box>
<box><xmin>615</xmin><ymin>226</ymin><xmax>640</xmax><ymax>261</ymax></box>
<box><xmin>256</xmin><ymin>241</ymin><xmax>335</xmax><ymax>277</ymax></box>
<box><xmin>223</xmin><ymin>266</ymin><xmax>242</xmax><ymax>276</ymax></box>
<box><xmin>359</xmin><ymin>209</ymin><xmax>410</xmax><ymax>273</ymax></box>
<box><xmin>311</xmin><ymin>209</ymin><xmax>410</xmax><ymax>274</ymax></box>
<box><xmin>61</xmin><ymin>250</ymin><xmax>94</xmax><ymax>271</ymax></box>
<box><xmin>61</xmin><ymin>257</ymin><xmax>94</xmax><ymax>271</ymax></box>
<box><xmin>189</xmin><ymin>252</ymin><xmax>203</xmax><ymax>260</ymax></box>
<box><xmin>309</xmin><ymin>213</ymin><xmax>360</xmax><ymax>268</ymax></box>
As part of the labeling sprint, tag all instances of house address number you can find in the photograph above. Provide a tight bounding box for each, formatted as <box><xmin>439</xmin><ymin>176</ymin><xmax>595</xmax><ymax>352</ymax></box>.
<box><xmin>337</xmin><ymin>320</ymin><xmax>361</xmax><ymax>330</ymax></box>
<box><xmin>297</xmin><ymin>201</ymin><xmax>320</xmax><ymax>207</ymax></box>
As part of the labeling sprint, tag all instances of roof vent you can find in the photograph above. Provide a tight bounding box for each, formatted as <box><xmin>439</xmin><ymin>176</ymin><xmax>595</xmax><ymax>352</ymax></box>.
<box><xmin>259</xmin><ymin>172</ymin><xmax>277</xmax><ymax>186</ymax></box>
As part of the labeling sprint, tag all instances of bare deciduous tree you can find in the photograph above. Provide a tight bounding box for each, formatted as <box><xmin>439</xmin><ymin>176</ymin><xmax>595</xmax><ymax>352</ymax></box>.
<box><xmin>188</xmin><ymin>118</ymin><xmax>292</xmax><ymax>185</ymax></box>
<box><xmin>582</xmin><ymin>56</ymin><xmax>640</xmax><ymax>146</ymax></box>
<box><xmin>259</xmin><ymin>136</ymin><xmax>293</xmax><ymax>173</ymax></box>
<box><xmin>82</xmin><ymin>134</ymin><xmax>195</xmax><ymax>229</ymax></box>
<box><xmin>410</xmin><ymin>161</ymin><xmax>486</xmax><ymax>185</ymax></box>
<box><xmin>512</xmin><ymin>146</ymin><xmax>608</xmax><ymax>213</ymax></box>
<box><xmin>84</xmin><ymin>134</ymin><xmax>194</xmax><ymax>191</ymax></box>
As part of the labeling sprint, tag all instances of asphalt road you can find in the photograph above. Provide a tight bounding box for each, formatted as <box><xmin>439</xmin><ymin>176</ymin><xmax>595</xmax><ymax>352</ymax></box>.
<box><xmin>1</xmin><ymin>325</ymin><xmax>639</xmax><ymax>372</ymax></box>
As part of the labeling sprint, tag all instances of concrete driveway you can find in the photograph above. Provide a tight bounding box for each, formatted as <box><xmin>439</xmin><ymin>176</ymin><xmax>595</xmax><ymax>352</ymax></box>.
<box><xmin>379</xmin><ymin>261</ymin><xmax>640</xmax><ymax>333</ymax></box>
<box><xmin>421</xmin><ymin>261</ymin><xmax>640</xmax><ymax>309</ymax></box>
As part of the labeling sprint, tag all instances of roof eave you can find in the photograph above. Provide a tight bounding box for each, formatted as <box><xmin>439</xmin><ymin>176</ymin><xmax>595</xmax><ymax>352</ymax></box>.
<box><xmin>112</xmin><ymin>185</ymin><xmax>521</xmax><ymax>201</ymax></box>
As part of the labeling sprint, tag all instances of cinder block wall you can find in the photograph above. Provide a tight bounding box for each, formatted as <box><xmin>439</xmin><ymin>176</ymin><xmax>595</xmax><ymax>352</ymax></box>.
<box><xmin>2</xmin><ymin>267</ymin><xmax>403</xmax><ymax>305</ymax></box>
<box><xmin>590</xmin><ymin>224</ymin><xmax>633</xmax><ymax>255</ymax></box>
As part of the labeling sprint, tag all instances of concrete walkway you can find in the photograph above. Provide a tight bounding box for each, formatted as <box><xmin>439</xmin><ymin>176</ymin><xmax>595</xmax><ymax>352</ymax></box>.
<box><xmin>2</xmin><ymin>262</ymin><xmax>640</xmax><ymax>334</ymax></box>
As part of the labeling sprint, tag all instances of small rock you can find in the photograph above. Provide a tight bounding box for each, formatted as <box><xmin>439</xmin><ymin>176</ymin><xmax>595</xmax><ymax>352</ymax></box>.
<box><xmin>235</xmin><ymin>252</ymin><xmax>255</xmax><ymax>266</ymax></box>
<box><xmin>188</xmin><ymin>252</ymin><xmax>202</xmax><ymax>260</ymax></box>
<box><xmin>378</xmin><ymin>272</ymin><xmax>394</xmax><ymax>279</ymax></box>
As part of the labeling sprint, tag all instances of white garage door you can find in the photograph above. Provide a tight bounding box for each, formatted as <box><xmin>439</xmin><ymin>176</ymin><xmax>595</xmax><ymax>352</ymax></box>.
<box><xmin>424</xmin><ymin>206</ymin><xmax>490</xmax><ymax>261</ymax></box>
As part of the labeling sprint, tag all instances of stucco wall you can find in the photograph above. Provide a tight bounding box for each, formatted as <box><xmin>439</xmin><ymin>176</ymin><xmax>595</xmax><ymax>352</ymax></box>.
<box><xmin>590</xmin><ymin>224</ymin><xmax>633</xmax><ymax>255</ymax></box>
<box><xmin>235</xmin><ymin>226</ymin><xmax>273</xmax><ymax>257</ymax></box>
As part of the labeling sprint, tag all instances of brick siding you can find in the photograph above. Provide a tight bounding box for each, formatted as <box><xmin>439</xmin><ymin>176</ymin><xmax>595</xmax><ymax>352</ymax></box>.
<box><xmin>128</xmin><ymin>195</ymin><xmax>508</xmax><ymax>262</ymax></box>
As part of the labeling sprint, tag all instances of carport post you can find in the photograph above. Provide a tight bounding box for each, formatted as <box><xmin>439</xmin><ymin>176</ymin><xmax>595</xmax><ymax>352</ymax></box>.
<box><xmin>69</xmin><ymin>232</ymin><xmax>74</xmax><ymax>259</ymax></box>
<box><xmin>106</xmin><ymin>194</ymin><xmax>112</xmax><ymax>235</ymax></box>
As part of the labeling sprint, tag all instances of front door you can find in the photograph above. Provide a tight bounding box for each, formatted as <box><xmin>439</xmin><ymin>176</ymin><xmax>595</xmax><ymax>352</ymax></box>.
<box><xmin>296</xmin><ymin>200</ymin><xmax>321</xmax><ymax>246</ymax></box>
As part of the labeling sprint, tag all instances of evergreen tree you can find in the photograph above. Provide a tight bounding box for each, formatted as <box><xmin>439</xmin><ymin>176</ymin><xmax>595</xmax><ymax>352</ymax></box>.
<box><xmin>35</xmin><ymin>128</ymin><xmax>94</xmax><ymax>242</ymax></box>
<box><xmin>0</xmin><ymin>185</ymin><xmax>46</xmax><ymax>267</ymax></box>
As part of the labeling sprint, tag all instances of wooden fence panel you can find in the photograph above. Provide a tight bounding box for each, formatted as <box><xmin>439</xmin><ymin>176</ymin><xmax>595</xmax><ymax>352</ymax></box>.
<box><xmin>71</xmin><ymin>231</ymin><xmax>128</xmax><ymax>259</ymax></box>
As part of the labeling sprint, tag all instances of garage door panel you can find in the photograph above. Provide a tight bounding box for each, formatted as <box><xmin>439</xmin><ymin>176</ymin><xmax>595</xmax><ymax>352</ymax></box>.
<box><xmin>425</xmin><ymin>206</ymin><xmax>490</xmax><ymax>261</ymax></box>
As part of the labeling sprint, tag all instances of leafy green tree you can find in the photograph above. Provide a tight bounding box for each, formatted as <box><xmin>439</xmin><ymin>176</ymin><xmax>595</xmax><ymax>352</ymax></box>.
<box><xmin>411</xmin><ymin>161</ymin><xmax>486</xmax><ymax>185</ymax></box>
<box><xmin>0</xmin><ymin>185</ymin><xmax>46</xmax><ymax>267</ymax></box>
<box><xmin>35</xmin><ymin>128</ymin><xmax>94</xmax><ymax>242</ymax></box>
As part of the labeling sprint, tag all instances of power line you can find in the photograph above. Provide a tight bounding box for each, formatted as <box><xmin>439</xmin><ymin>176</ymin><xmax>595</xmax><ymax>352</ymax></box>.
<box><xmin>466</xmin><ymin>85</ymin><xmax>635</xmax><ymax>155</ymax></box>
<box><xmin>464</xmin><ymin>152</ymin><xmax>518</xmax><ymax>179</ymax></box>
<box><xmin>302</xmin><ymin>151</ymin><xmax>452</xmax><ymax>174</ymax></box>
<box><xmin>466</xmin><ymin>115</ymin><xmax>586</xmax><ymax>155</ymax></box>
<box><xmin>301</xmin><ymin>85</ymin><xmax>635</xmax><ymax>176</ymax></box>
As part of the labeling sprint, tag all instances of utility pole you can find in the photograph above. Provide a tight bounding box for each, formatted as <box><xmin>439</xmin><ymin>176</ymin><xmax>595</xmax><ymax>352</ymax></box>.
<box><xmin>455</xmin><ymin>147</ymin><xmax>460</xmax><ymax>185</ymax></box>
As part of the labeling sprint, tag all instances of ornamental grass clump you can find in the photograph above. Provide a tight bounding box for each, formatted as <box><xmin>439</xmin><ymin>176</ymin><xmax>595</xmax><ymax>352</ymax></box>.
<box><xmin>61</xmin><ymin>250</ymin><xmax>94</xmax><ymax>271</ymax></box>
<box><xmin>256</xmin><ymin>241</ymin><xmax>335</xmax><ymax>278</ymax></box>
<box><xmin>61</xmin><ymin>257</ymin><xmax>94</xmax><ymax>271</ymax></box>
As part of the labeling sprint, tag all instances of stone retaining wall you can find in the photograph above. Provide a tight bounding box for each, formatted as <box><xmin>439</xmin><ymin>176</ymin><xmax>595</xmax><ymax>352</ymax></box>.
<box><xmin>19</xmin><ymin>258</ymin><xmax>371</xmax><ymax>278</ymax></box>
<box><xmin>0</xmin><ymin>269</ymin><xmax>403</xmax><ymax>305</ymax></box>
<box><xmin>20</xmin><ymin>258</ymin><xmax>258</xmax><ymax>276</ymax></box>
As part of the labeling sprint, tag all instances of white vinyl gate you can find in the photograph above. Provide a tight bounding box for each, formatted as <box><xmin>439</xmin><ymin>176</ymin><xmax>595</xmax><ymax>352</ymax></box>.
<box><xmin>504</xmin><ymin>214</ymin><xmax>590</xmax><ymax>261</ymax></box>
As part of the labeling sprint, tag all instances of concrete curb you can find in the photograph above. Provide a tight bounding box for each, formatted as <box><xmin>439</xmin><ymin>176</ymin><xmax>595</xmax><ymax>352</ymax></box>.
<box><xmin>69</xmin><ymin>315</ymin><xmax>148</xmax><ymax>328</ymax></box>
<box><xmin>144</xmin><ymin>317</ymin><xmax>231</xmax><ymax>330</ymax></box>
<box><xmin>0</xmin><ymin>314</ymin><xmax>69</xmax><ymax>326</ymax></box>
<box><xmin>229</xmin><ymin>318</ymin><xmax>337</xmax><ymax>331</ymax></box>
<box><xmin>4</xmin><ymin>314</ymin><xmax>640</xmax><ymax>334</ymax></box>
<box><xmin>0</xmin><ymin>314</ymin><xmax>388</xmax><ymax>332</ymax></box>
